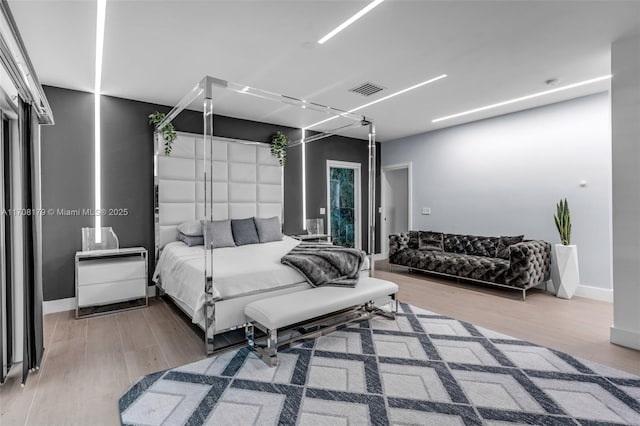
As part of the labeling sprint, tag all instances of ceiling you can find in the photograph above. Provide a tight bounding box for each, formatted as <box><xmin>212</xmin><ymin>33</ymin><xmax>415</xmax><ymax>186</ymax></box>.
<box><xmin>8</xmin><ymin>0</ymin><xmax>640</xmax><ymax>141</ymax></box>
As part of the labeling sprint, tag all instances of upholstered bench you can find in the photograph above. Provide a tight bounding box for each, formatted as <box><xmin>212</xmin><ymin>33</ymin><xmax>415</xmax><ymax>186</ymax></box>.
<box><xmin>244</xmin><ymin>277</ymin><xmax>399</xmax><ymax>366</ymax></box>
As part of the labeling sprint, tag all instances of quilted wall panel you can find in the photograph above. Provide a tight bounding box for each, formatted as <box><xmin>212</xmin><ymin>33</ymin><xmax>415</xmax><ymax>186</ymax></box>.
<box><xmin>157</xmin><ymin>132</ymin><xmax>282</xmax><ymax>248</ymax></box>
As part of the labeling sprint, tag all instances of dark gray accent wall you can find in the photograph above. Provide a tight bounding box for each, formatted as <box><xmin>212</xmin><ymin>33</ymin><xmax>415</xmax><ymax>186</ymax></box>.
<box><xmin>41</xmin><ymin>86</ymin><xmax>378</xmax><ymax>301</ymax></box>
<box><xmin>305</xmin><ymin>135</ymin><xmax>382</xmax><ymax>253</ymax></box>
<box><xmin>40</xmin><ymin>88</ymin><xmax>94</xmax><ymax>301</ymax></box>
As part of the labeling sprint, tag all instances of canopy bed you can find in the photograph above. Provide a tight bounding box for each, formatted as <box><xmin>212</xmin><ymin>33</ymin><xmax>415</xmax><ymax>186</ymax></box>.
<box><xmin>152</xmin><ymin>76</ymin><xmax>394</xmax><ymax>356</ymax></box>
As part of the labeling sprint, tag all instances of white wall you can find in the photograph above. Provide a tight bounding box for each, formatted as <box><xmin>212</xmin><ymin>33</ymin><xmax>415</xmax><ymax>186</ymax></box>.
<box><xmin>611</xmin><ymin>34</ymin><xmax>640</xmax><ymax>350</ymax></box>
<box><xmin>382</xmin><ymin>93</ymin><xmax>612</xmax><ymax>291</ymax></box>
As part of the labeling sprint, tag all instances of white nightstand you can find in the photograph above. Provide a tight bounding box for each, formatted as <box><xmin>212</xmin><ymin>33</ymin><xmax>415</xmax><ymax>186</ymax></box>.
<box><xmin>75</xmin><ymin>247</ymin><xmax>148</xmax><ymax>318</ymax></box>
<box><xmin>294</xmin><ymin>234</ymin><xmax>333</xmax><ymax>243</ymax></box>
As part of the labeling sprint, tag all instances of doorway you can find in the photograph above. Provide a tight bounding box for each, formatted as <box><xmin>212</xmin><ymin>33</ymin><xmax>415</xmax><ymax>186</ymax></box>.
<box><xmin>326</xmin><ymin>160</ymin><xmax>361</xmax><ymax>249</ymax></box>
<box><xmin>382</xmin><ymin>163</ymin><xmax>412</xmax><ymax>257</ymax></box>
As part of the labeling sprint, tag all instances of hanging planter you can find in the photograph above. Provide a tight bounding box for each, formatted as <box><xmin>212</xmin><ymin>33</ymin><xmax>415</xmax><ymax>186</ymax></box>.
<box><xmin>148</xmin><ymin>111</ymin><xmax>177</xmax><ymax>156</ymax></box>
<box><xmin>551</xmin><ymin>198</ymin><xmax>579</xmax><ymax>299</ymax></box>
<box><xmin>270</xmin><ymin>131</ymin><xmax>288</xmax><ymax>166</ymax></box>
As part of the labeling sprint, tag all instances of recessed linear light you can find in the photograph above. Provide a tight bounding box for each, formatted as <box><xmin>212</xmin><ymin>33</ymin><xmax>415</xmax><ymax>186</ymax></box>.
<box><xmin>432</xmin><ymin>74</ymin><xmax>612</xmax><ymax>123</ymax></box>
<box><xmin>306</xmin><ymin>74</ymin><xmax>448</xmax><ymax>129</ymax></box>
<box><xmin>94</xmin><ymin>0</ymin><xmax>107</xmax><ymax>242</ymax></box>
<box><xmin>317</xmin><ymin>0</ymin><xmax>385</xmax><ymax>45</ymax></box>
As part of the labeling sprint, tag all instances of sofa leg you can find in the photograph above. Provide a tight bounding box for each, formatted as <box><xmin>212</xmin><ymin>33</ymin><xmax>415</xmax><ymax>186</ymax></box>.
<box><xmin>522</xmin><ymin>289</ymin><xmax>526</xmax><ymax>301</ymax></box>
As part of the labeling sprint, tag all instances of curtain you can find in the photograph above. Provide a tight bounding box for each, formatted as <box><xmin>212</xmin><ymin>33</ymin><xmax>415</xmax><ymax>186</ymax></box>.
<box><xmin>19</xmin><ymin>98</ymin><xmax>43</xmax><ymax>385</ymax></box>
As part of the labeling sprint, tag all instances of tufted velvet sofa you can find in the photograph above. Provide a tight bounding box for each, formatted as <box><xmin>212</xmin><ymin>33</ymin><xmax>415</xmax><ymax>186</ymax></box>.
<box><xmin>388</xmin><ymin>231</ymin><xmax>551</xmax><ymax>300</ymax></box>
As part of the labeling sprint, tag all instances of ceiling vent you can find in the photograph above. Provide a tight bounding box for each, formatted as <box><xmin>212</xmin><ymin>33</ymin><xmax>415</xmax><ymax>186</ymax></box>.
<box><xmin>349</xmin><ymin>82</ymin><xmax>385</xmax><ymax>97</ymax></box>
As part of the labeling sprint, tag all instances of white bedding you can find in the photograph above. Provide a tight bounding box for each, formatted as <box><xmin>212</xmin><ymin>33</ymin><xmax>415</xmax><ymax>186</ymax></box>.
<box><xmin>153</xmin><ymin>236</ymin><xmax>306</xmax><ymax>323</ymax></box>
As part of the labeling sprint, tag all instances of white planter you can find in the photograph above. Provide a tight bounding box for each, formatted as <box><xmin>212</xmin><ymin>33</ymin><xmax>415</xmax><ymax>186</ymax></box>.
<box><xmin>552</xmin><ymin>244</ymin><xmax>580</xmax><ymax>299</ymax></box>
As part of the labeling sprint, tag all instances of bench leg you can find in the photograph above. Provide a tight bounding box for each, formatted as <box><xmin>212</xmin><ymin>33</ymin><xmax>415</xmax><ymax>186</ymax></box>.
<box><xmin>245</xmin><ymin>324</ymin><xmax>255</xmax><ymax>348</ymax></box>
<box><xmin>374</xmin><ymin>293</ymin><xmax>397</xmax><ymax>320</ymax></box>
<box><xmin>265</xmin><ymin>329</ymin><xmax>278</xmax><ymax>366</ymax></box>
<box><xmin>248</xmin><ymin>325</ymin><xmax>279</xmax><ymax>367</ymax></box>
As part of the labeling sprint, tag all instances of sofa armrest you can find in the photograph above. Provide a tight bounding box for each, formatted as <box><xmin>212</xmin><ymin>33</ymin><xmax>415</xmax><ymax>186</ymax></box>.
<box><xmin>389</xmin><ymin>232</ymin><xmax>410</xmax><ymax>258</ymax></box>
<box><xmin>505</xmin><ymin>240</ymin><xmax>551</xmax><ymax>288</ymax></box>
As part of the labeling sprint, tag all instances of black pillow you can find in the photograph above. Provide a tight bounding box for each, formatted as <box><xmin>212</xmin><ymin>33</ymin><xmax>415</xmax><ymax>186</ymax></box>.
<box><xmin>419</xmin><ymin>231</ymin><xmax>444</xmax><ymax>251</ymax></box>
<box><xmin>231</xmin><ymin>218</ymin><xmax>260</xmax><ymax>246</ymax></box>
<box><xmin>496</xmin><ymin>235</ymin><xmax>524</xmax><ymax>259</ymax></box>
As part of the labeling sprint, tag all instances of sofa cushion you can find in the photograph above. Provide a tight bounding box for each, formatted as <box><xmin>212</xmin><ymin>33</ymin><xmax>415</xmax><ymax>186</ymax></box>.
<box><xmin>443</xmin><ymin>234</ymin><xmax>499</xmax><ymax>257</ymax></box>
<box><xmin>496</xmin><ymin>235</ymin><xmax>524</xmax><ymax>259</ymax></box>
<box><xmin>443</xmin><ymin>234</ymin><xmax>466</xmax><ymax>254</ymax></box>
<box><xmin>408</xmin><ymin>231</ymin><xmax>419</xmax><ymax>249</ymax></box>
<box><xmin>390</xmin><ymin>248</ymin><xmax>509</xmax><ymax>284</ymax></box>
<box><xmin>467</xmin><ymin>236</ymin><xmax>500</xmax><ymax>257</ymax></box>
<box><xmin>418</xmin><ymin>231</ymin><xmax>444</xmax><ymax>251</ymax></box>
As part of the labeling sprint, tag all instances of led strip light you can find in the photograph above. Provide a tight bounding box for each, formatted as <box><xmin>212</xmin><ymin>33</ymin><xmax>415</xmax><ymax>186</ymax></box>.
<box><xmin>432</xmin><ymin>75</ymin><xmax>612</xmax><ymax>123</ymax></box>
<box><xmin>94</xmin><ymin>0</ymin><xmax>106</xmax><ymax>242</ymax></box>
<box><xmin>317</xmin><ymin>0</ymin><xmax>385</xmax><ymax>45</ymax></box>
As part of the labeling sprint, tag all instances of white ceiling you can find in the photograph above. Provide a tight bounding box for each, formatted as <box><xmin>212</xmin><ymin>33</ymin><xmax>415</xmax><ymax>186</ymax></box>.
<box><xmin>8</xmin><ymin>0</ymin><xmax>640</xmax><ymax>141</ymax></box>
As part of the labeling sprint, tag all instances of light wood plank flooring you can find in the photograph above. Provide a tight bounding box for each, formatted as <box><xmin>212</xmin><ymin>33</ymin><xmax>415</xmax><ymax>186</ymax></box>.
<box><xmin>1</xmin><ymin>299</ymin><xmax>205</xmax><ymax>426</ymax></box>
<box><xmin>1</xmin><ymin>267</ymin><xmax>639</xmax><ymax>425</ymax></box>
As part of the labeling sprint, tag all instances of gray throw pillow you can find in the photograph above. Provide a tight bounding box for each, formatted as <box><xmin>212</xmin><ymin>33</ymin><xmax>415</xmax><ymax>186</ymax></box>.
<box><xmin>177</xmin><ymin>220</ymin><xmax>203</xmax><ymax>237</ymax></box>
<box><xmin>201</xmin><ymin>220</ymin><xmax>236</xmax><ymax>249</ymax></box>
<box><xmin>418</xmin><ymin>231</ymin><xmax>444</xmax><ymax>251</ymax></box>
<box><xmin>496</xmin><ymin>235</ymin><xmax>524</xmax><ymax>259</ymax></box>
<box><xmin>177</xmin><ymin>232</ymin><xmax>204</xmax><ymax>247</ymax></box>
<box><xmin>254</xmin><ymin>216</ymin><xmax>282</xmax><ymax>243</ymax></box>
<box><xmin>231</xmin><ymin>218</ymin><xmax>260</xmax><ymax>246</ymax></box>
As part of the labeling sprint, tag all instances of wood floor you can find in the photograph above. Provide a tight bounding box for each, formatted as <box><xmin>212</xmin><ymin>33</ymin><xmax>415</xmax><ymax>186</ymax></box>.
<box><xmin>1</xmin><ymin>266</ymin><xmax>639</xmax><ymax>425</ymax></box>
<box><xmin>0</xmin><ymin>299</ymin><xmax>206</xmax><ymax>426</ymax></box>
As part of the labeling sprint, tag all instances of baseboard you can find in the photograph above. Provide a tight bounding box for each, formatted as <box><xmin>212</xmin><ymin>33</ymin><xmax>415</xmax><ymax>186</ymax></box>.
<box><xmin>610</xmin><ymin>325</ymin><xmax>640</xmax><ymax>350</ymax></box>
<box><xmin>574</xmin><ymin>284</ymin><xmax>613</xmax><ymax>303</ymax></box>
<box><xmin>43</xmin><ymin>286</ymin><xmax>158</xmax><ymax>315</ymax></box>
<box><xmin>43</xmin><ymin>297</ymin><xmax>76</xmax><ymax>314</ymax></box>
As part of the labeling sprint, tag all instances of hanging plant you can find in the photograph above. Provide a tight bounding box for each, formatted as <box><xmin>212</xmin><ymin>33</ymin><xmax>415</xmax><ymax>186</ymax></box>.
<box><xmin>148</xmin><ymin>111</ymin><xmax>177</xmax><ymax>156</ymax></box>
<box><xmin>270</xmin><ymin>131</ymin><xmax>288</xmax><ymax>166</ymax></box>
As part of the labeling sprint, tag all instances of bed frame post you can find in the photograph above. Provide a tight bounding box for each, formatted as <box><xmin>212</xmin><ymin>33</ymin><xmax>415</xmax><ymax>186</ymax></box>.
<box><xmin>368</xmin><ymin>121</ymin><xmax>376</xmax><ymax>275</ymax></box>
<box><xmin>204</xmin><ymin>83</ymin><xmax>215</xmax><ymax>356</ymax></box>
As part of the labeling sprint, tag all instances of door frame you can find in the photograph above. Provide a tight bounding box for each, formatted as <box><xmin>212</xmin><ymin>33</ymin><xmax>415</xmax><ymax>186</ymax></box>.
<box><xmin>381</xmin><ymin>162</ymin><xmax>412</xmax><ymax>257</ymax></box>
<box><xmin>326</xmin><ymin>160</ymin><xmax>362</xmax><ymax>249</ymax></box>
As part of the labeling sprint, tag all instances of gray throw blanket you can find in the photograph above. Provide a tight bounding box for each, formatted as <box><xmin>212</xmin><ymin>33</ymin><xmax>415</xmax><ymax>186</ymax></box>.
<box><xmin>281</xmin><ymin>243</ymin><xmax>366</xmax><ymax>288</ymax></box>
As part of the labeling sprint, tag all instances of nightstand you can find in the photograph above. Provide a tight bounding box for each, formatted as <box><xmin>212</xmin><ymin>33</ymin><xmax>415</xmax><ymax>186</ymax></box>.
<box><xmin>294</xmin><ymin>234</ymin><xmax>333</xmax><ymax>243</ymax></box>
<box><xmin>75</xmin><ymin>247</ymin><xmax>148</xmax><ymax>318</ymax></box>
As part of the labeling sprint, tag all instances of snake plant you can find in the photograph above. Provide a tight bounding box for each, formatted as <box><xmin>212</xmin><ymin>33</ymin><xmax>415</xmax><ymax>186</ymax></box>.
<box><xmin>554</xmin><ymin>198</ymin><xmax>571</xmax><ymax>245</ymax></box>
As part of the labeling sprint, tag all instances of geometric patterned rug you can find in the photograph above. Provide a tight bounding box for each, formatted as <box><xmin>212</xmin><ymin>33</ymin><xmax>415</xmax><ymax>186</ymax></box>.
<box><xmin>119</xmin><ymin>303</ymin><xmax>640</xmax><ymax>425</ymax></box>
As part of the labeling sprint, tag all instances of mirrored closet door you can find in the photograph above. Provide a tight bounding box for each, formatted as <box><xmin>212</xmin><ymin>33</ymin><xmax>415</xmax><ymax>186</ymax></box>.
<box><xmin>1</xmin><ymin>110</ymin><xmax>12</xmax><ymax>383</ymax></box>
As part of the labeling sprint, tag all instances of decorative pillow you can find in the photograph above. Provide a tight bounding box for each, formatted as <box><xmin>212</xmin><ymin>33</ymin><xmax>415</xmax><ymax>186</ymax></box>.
<box><xmin>231</xmin><ymin>217</ymin><xmax>260</xmax><ymax>246</ymax></box>
<box><xmin>177</xmin><ymin>220</ymin><xmax>203</xmax><ymax>237</ymax></box>
<box><xmin>418</xmin><ymin>231</ymin><xmax>444</xmax><ymax>251</ymax></box>
<box><xmin>201</xmin><ymin>219</ymin><xmax>236</xmax><ymax>249</ymax></box>
<box><xmin>177</xmin><ymin>232</ymin><xmax>204</xmax><ymax>247</ymax></box>
<box><xmin>496</xmin><ymin>235</ymin><xmax>524</xmax><ymax>259</ymax></box>
<box><xmin>254</xmin><ymin>216</ymin><xmax>282</xmax><ymax>243</ymax></box>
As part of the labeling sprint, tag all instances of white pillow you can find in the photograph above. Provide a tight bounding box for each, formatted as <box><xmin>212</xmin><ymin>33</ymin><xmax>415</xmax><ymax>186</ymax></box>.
<box><xmin>177</xmin><ymin>220</ymin><xmax>203</xmax><ymax>237</ymax></box>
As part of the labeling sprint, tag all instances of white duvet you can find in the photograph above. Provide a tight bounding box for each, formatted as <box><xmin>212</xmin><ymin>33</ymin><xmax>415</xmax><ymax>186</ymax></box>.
<box><xmin>153</xmin><ymin>236</ymin><xmax>305</xmax><ymax>323</ymax></box>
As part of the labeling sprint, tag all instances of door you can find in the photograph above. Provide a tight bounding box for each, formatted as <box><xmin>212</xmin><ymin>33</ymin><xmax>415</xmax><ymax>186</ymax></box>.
<box><xmin>382</xmin><ymin>164</ymin><xmax>411</xmax><ymax>256</ymax></box>
<box><xmin>327</xmin><ymin>160</ymin><xmax>361</xmax><ymax>249</ymax></box>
